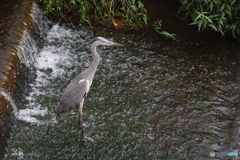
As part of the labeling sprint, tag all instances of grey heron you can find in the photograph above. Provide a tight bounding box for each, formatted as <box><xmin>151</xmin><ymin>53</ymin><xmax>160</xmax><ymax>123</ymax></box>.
<box><xmin>56</xmin><ymin>37</ymin><xmax>123</xmax><ymax>140</ymax></box>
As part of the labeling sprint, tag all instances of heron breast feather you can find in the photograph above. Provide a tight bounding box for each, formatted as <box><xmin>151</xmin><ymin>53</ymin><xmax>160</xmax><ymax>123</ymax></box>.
<box><xmin>79</xmin><ymin>79</ymin><xmax>90</xmax><ymax>93</ymax></box>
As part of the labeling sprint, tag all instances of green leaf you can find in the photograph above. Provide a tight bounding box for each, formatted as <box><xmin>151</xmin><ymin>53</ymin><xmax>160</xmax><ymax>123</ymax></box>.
<box><xmin>138</xmin><ymin>1</ymin><xmax>144</xmax><ymax>8</ymax></box>
<box><xmin>159</xmin><ymin>31</ymin><xmax>180</xmax><ymax>42</ymax></box>
<box><xmin>204</xmin><ymin>16</ymin><xmax>213</xmax><ymax>23</ymax></box>
<box><xmin>209</xmin><ymin>24</ymin><xmax>218</xmax><ymax>31</ymax></box>
<box><xmin>231</xmin><ymin>0</ymin><xmax>237</xmax><ymax>6</ymax></box>
<box><xmin>131</xmin><ymin>5</ymin><xmax>137</xmax><ymax>11</ymax></box>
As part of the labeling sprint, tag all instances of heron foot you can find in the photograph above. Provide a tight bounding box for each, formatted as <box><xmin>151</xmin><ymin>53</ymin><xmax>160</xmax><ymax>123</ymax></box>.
<box><xmin>81</xmin><ymin>138</ymin><xmax>87</xmax><ymax>143</ymax></box>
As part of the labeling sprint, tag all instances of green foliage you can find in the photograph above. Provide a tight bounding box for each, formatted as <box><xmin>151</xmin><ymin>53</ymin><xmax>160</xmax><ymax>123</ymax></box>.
<box><xmin>153</xmin><ymin>20</ymin><xmax>179</xmax><ymax>42</ymax></box>
<box><xmin>120</xmin><ymin>0</ymin><xmax>148</xmax><ymax>28</ymax></box>
<box><xmin>179</xmin><ymin>0</ymin><xmax>240</xmax><ymax>39</ymax></box>
<box><xmin>39</xmin><ymin>0</ymin><xmax>91</xmax><ymax>24</ymax></box>
<box><xmin>38</xmin><ymin>0</ymin><xmax>148</xmax><ymax>29</ymax></box>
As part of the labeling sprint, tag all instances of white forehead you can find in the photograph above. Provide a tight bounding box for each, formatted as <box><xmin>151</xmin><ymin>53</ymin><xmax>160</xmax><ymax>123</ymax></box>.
<box><xmin>95</xmin><ymin>37</ymin><xmax>108</xmax><ymax>42</ymax></box>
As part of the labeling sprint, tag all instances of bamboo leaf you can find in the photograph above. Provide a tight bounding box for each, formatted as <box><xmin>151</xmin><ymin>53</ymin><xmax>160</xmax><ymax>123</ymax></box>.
<box><xmin>204</xmin><ymin>16</ymin><xmax>213</xmax><ymax>23</ymax></box>
<box><xmin>209</xmin><ymin>24</ymin><xmax>218</xmax><ymax>31</ymax></box>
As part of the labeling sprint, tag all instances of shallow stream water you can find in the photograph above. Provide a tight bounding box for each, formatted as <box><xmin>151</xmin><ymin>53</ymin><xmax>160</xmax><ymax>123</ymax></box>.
<box><xmin>3</xmin><ymin>22</ymin><xmax>240</xmax><ymax>159</ymax></box>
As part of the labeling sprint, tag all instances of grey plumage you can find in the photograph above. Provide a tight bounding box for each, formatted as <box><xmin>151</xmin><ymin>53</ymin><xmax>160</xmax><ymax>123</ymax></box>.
<box><xmin>56</xmin><ymin>37</ymin><xmax>123</xmax><ymax>140</ymax></box>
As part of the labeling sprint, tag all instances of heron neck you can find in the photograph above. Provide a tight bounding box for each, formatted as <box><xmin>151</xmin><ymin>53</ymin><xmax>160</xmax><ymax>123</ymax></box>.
<box><xmin>88</xmin><ymin>44</ymin><xmax>101</xmax><ymax>77</ymax></box>
<box><xmin>91</xmin><ymin>43</ymin><xmax>102</xmax><ymax>62</ymax></box>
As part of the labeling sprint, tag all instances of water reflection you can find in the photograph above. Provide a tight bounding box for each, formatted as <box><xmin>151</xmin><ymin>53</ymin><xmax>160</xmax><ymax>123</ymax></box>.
<box><xmin>4</xmin><ymin>23</ymin><xmax>239</xmax><ymax>159</ymax></box>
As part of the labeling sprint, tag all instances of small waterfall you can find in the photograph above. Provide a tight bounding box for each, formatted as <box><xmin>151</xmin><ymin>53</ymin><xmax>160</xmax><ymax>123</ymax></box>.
<box><xmin>0</xmin><ymin>89</ymin><xmax>18</xmax><ymax>115</ymax></box>
<box><xmin>0</xmin><ymin>0</ymin><xmax>51</xmax><ymax>158</ymax></box>
<box><xmin>0</xmin><ymin>0</ymin><xmax>50</xmax><ymax>110</ymax></box>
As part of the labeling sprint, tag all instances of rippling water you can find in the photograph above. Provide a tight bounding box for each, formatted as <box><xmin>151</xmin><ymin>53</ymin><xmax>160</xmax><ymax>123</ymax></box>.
<box><xmin>4</xmin><ymin>23</ymin><xmax>240</xmax><ymax>159</ymax></box>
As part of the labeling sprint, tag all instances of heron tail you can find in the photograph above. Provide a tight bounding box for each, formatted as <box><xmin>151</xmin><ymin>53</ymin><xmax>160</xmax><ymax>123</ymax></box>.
<box><xmin>55</xmin><ymin>99</ymin><xmax>75</xmax><ymax>116</ymax></box>
<box><xmin>56</xmin><ymin>104</ymin><xmax>63</xmax><ymax>116</ymax></box>
<box><xmin>55</xmin><ymin>102</ymin><xmax>67</xmax><ymax>116</ymax></box>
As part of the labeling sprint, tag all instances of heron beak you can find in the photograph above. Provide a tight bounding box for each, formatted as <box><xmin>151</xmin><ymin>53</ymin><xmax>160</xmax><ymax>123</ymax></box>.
<box><xmin>108</xmin><ymin>41</ymin><xmax>123</xmax><ymax>47</ymax></box>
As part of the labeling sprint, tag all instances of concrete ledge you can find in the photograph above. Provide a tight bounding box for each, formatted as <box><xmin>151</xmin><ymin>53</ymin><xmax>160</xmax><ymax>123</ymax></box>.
<box><xmin>0</xmin><ymin>0</ymin><xmax>41</xmax><ymax>157</ymax></box>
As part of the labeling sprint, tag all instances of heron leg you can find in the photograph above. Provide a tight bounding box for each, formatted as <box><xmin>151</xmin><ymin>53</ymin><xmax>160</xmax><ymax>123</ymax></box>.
<box><xmin>78</xmin><ymin>98</ymin><xmax>85</xmax><ymax>140</ymax></box>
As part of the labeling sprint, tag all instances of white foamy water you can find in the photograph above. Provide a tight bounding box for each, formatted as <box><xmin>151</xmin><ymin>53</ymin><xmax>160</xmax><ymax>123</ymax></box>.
<box><xmin>16</xmin><ymin>24</ymin><xmax>79</xmax><ymax>124</ymax></box>
<box><xmin>17</xmin><ymin>108</ymin><xmax>48</xmax><ymax>124</ymax></box>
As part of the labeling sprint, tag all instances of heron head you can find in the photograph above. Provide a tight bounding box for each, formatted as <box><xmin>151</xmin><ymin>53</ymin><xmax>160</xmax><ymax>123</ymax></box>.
<box><xmin>93</xmin><ymin>37</ymin><xmax>123</xmax><ymax>47</ymax></box>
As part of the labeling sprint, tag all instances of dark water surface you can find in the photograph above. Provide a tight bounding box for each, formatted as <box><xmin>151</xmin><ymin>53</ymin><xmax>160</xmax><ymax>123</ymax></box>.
<box><xmin>3</xmin><ymin>22</ymin><xmax>240</xmax><ymax>159</ymax></box>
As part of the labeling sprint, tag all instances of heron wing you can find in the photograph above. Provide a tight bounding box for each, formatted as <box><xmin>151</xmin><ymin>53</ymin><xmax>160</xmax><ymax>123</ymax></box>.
<box><xmin>56</xmin><ymin>76</ymin><xmax>88</xmax><ymax>115</ymax></box>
